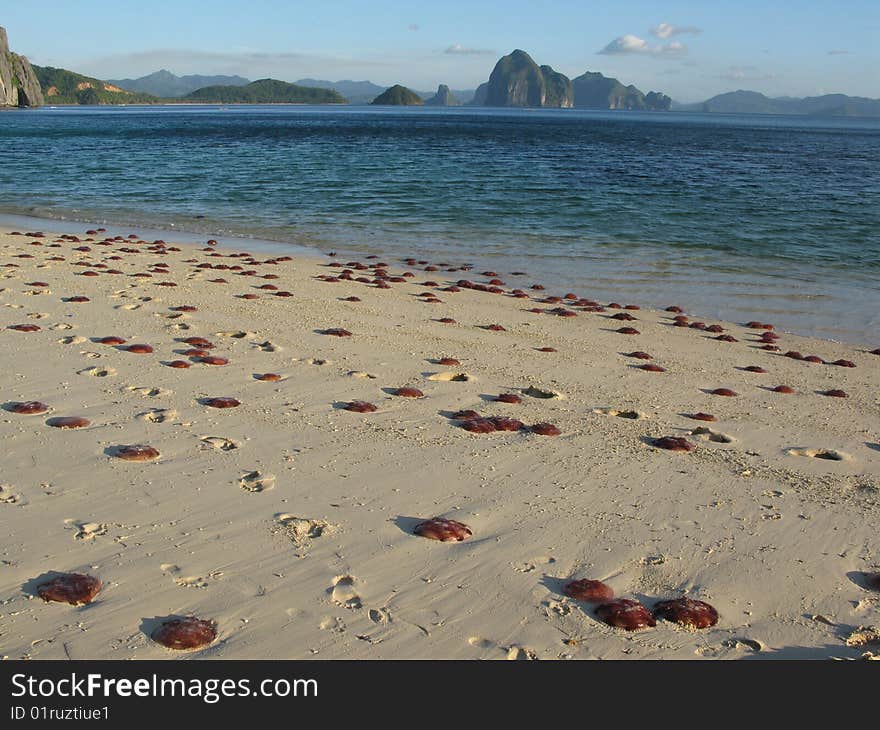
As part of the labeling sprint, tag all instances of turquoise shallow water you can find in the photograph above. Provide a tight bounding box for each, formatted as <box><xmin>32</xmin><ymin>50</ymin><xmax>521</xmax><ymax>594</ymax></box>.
<box><xmin>0</xmin><ymin>105</ymin><xmax>878</xmax><ymax>343</ymax></box>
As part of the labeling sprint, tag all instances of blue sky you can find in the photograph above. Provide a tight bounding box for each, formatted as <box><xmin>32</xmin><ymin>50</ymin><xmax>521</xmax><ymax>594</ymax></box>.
<box><xmin>3</xmin><ymin>1</ymin><xmax>878</xmax><ymax>101</ymax></box>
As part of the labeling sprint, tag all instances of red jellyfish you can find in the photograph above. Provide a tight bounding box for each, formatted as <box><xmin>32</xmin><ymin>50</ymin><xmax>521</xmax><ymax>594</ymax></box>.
<box><xmin>113</xmin><ymin>445</ymin><xmax>160</xmax><ymax>461</ymax></box>
<box><xmin>394</xmin><ymin>387</ymin><xmax>424</xmax><ymax>398</ymax></box>
<box><xmin>37</xmin><ymin>573</ymin><xmax>102</xmax><ymax>606</ymax></box>
<box><xmin>653</xmin><ymin>598</ymin><xmax>719</xmax><ymax>629</ymax></box>
<box><xmin>563</xmin><ymin>579</ymin><xmax>614</xmax><ymax>603</ymax></box>
<box><xmin>596</xmin><ymin>599</ymin><xmax>656</xmax><ymax>631</ymax></box>
<box><xmin>653</xmin><ymin>436</ymin><xmax>696</xmax><ymax>452</ymax></box>
<box><xmin>151</xmin><ymin>617</ymin><xmax>217</xmax><ymax>651</ymax></box>
<box><xmin>413</xmin><ymin>517</ymin><xmax>472</xmax><ymax>542</ymax></box>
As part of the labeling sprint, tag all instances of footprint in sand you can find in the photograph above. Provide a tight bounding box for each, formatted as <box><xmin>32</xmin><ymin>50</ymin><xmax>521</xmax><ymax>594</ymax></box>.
<box><xmin>689</xmin><ymin>426</ymin><xmax>734</xmax><ymax>444</ymax></box>
<box><xmin>156</xmin><ymin>312</ymin><xmax>186</xmax><ymax>320</ymax></box>
<box><xmin>3</xmin><ymin>303</ymin><xmax>24</xmax><ymax>309</ymax></box>
<box><xmin>215</xmin><ymin>330</ymin><xmax>251</xmax><ymax>339</ymax></box>
<box><xmin>347</xmin><ymin>371</ymin><xmax>377</xmax><ymax>379</ymax></box>
<box><xmin>506</xmin><ymin>646</ymin><xmax>539</xmax><ymax>661</ymax></box>
<box><xmin>330</xmin><ymin>575</ymin><xmax>362</xmax><ymax>609</ymax></box>
<box><xmin>200</xmin><ymin>435</ymin><xmax>238</xmax><ymax>451</ymax></box>
<box><xmin>306</xmin><ymin>358</ymin><xmax>329</xmax><ymax>366</ymax></box>
<box><xmin>0</xmin><ymin>484</ymin><xmax>21</xmax><ymax>505</ymax></box>
<box><xmin>468</xmin><ymin>637</ymin><xmax>494</xmax><ymax>649</ymax></box>
<box><xmin>27</xmin><ymin>312</ymin><xmax>49</xmax><ymax>319</ymax></box>
<box><xmin>594</xmin><ymin>408</ymin><xmax>648</xmax><ymax>420</ymax></box>
<box><xmin>368</xmin><ymin>607</ymin><xmax>391</xmax><ymax>625</ymax></box>
<box><xmin>466</xmin><ymin>636</ymin><xmax>538</xmax><ymax>659</ymax></box>
<box><xmin>427</xmin><ymin>371</ymin><xmax>474</xmax><ymax>382</ymax></box>
<box><xmin>79</xmin><ymin>366</ymin><xmax>117</xmax><ymax>378</ymax></box>
<box><xmin>786</xmin><ymin>448</ymin><xmax>848</xmax><ymax>461</ymax></box>
<box><xmin>239</xmin><ymin>471</ymin><xmax>275</xmax><ymax>492</ymax></box>
<box><xmin>126</xmin><ymin>386</ymin><xmax>171</xmax><ymax>398</ymax></box>
<box><xmin>275</xmin><ymin>514</ymin><xmax>336</xmax><ymax>545</ymax></box>
<box><xmin>58</xmin><ymin>335</ymin><xmax>87</xmax><ymax>345</ymax></box>
<box><xmin>67</xmin><ymin>520</ymin><xmax>107</xmax><ymax>541</ymax></box>
<box><xmin>167</xmin><ymin>322</ymin><xmax>191</xmax><ymax>331</ymax></box>
<box><xmin>319</xmin><ymin>616</ymin><xmax>346</xmax><ymax>633</ymax></box>
<box><xmin>116</xmin><ymin>303</ymin><xmax>141</xmax><ymax>311</ymax></box>
<box><xmin>174</xmin><ymin>571</ymin><xmax>223</xmax><ymax>589</ymax></box>
<box><xmin>255</xmin><ymin>341</ymin><xmax>281</xmax><ymax>353</ymax></box>
<box><xmin>523</xmin><ymin>385</ymin><xmax>564</xmax><ymax>400</ymax></box>
<box><xmin>50</xmin><ymin>323</ymin><xmax>75</xmax><ymax>330</ymax></box>
<box><xmin>139</xmin><ymin>408</ymin><xmax>177</xmax><ymax>423</ymax></box>
<box><xmin>160</xmin><ymin>563</ymin><xmax>181</xmax><ymax>574</ymax></box>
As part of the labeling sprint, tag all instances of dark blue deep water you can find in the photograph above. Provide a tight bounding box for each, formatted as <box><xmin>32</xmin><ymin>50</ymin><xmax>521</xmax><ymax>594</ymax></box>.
<box><xmin>1</xmin><ymin>105</ymin><xmax>878</xmax><ymax>342</ymax></box>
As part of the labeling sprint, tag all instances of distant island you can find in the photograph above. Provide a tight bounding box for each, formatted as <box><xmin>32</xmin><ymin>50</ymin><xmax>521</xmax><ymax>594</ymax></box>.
<box><xmin>182</xmin><ymin>79</ymin><xmax>345</xmax><ymax>104</ymax></box>
<box><xmin>4</xmin><ymin>26</ymin><xmax>880</xmax><ymax>116</ymax></box>
<box><xmin>371</xmin><ymin>85</ymin><xmax>423</xmax><ymax>106</ymax></box>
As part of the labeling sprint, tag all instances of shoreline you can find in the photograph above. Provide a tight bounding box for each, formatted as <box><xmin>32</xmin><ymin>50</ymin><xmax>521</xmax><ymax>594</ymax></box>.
<box><xmin>1</xmin><ymin>212</ymin><xmax>876</xmax><ymax>349</ymax></box>
<box><xmin>0</xmin><ymin>222</ymin><xmax>877</xmax><ymax>660</ymax></box>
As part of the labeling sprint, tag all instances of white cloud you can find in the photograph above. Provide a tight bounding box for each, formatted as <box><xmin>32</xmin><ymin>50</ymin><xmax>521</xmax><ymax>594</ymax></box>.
<box><xmin>652</xmin><ymin>23</ymin><xmax>701</xmax><ymax>39</ymax></box>
<box><xmin>718</xmin><ymin>65</ymin><xmax>774</xmax><ymax>81</ymax></box>
<box><xmin>598</xmin><ymin>35</ymin><xmax>687</xmax><ymax>58</ymax></box>
<box><xmin>444</xmin><ymin>44</ymin><xmax>494</xmax><ymax>56</ymax></box>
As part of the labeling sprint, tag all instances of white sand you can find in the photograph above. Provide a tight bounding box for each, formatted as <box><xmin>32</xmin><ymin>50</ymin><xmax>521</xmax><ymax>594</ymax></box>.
<box><xmin>0</xmin><ymin>224</ymin><xmax>877</xmax><ymax>660</ymax></box>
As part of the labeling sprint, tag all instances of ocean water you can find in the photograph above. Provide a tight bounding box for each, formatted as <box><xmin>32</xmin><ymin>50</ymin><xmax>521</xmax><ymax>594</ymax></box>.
<box><xmin>1</xmin><ymin>105</ymin><xmax>878</xmax><ymax>343</ymax></box>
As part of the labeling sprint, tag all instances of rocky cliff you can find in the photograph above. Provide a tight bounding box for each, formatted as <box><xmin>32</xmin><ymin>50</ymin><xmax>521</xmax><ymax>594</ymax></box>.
<box><xmin>572</xmin><ymin>71</ymin><xmax>669</xmax><ymax>111</ymax></box>
<box><xmin>484</xmin><ymin>50</ymin><xmax>573</xmax><ymax>108</ymax></box>
<box><xmin>0</xmin><ymin>26</ymin><xmax>43</xmax><ymax>107</ymax></box>
<box><xmin>425</xmin><ymin>84</ymin><xmax>460</xmax><ymax>107</ymax></box>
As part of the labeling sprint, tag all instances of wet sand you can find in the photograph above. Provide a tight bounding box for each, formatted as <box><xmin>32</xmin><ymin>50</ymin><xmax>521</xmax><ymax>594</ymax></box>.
<box><xmin>0</xmin><ymin>223</ymin><xmax>878</xmax><ymax>660</ymax></box>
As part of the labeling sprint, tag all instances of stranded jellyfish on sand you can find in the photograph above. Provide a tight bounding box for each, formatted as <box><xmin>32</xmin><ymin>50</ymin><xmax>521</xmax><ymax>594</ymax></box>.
<box><xmin>113</xmin><ymin>444</ymin><xmax>160</xmax><ymax>461</ymax></box>
<box><xmin>394</xmin><ymin>387</ymin><xmax>424</xmax><ymax>398</ymax></box>
<box><xmin>151</xmin><ymin>617</ymin><xmax>217</xmax><ymax>651</ymax></box>
<box><xmin>596</xmin><ymin>599</ymin><xmax>656</xmax><ymax>631</ymax></box>
<box><xmin>689</xmin><ymin>413</ymin><xmax>717</xmax><ymax>422</ymax></box>
<box><xmin>255</xmin><ymin>373</ymin><xmax>282</xmax><ymax>381</ymax></box>
<box><xmin>452</xmin><ymin>410</ymin><xmax>480</xmax><ymax>421</ymax></box>
<box><xmin>8</xmin><ymin>324</ymin><xmax>40</xmax><ymax>332</ymax></box>
<box><xmin>626</xmin><ymin>351</ymin><xmax>652</xmax><ymax>360</ymax></box>
<box><xmin>460</xmin><ymin>418</ymin><xmax>497</xmax><ymax>433</ymax></box>
<box><xmin>413</xmin><ymin>517</ymin><xmax>472</xmax><ymax>542</ymax></box>
<box><xmin>531</xmin><ymin>423</ymin><xmax>561</xmax><ymax>436</ymax></box>
<box><xmin>537</xmin><ymin>347</ymin><xmax>557</xmax><ymax>352</ymax></box>
<box><xmin>47</xmin><ymin>416</ymin><xmax>90</xmax><ymax>429</ymax></box>
<box><xmin>563</xmin><ymin>579</ymin><xmax>614</xmax><ymax>603</ymax></box>
<box><xmin>8</xmin><ymin>401</ymin><xmax>49</xmax><ymax>414</ymax></box>
<box><xmin>743</xmin><ymin>366</ymin><xmax>767</xmax><ymax>373</ymax></box>
<box><xmin>323</xmin><ymin>328</ymin><xmax>352</xmax><ymax>337</ymax></box>
<box><xmin>490</xmin><ymin>416</ymin><xmax>524</xmax><ymax>432</ymax></box>
<box><xmin>125</xmin><ymin>344</ymin><xmax>154</xmax><ymax>354</ymax></box>
<box><xmin>437</xmin><ymin>357</ymin><xmax>461</xmax><ymax>366</ymax></box>
<box><xmin>616</xmin><ymin>327</ymin><xmax>640</xmax><ymax>335</ymax></box>
<box><xmin>197</xmin><ymin>356</ymin><xmax>229</xmax><ymax>366</ymax></box>
<box><xmin>822</xmin><ymin>389</ymin><xmax>848</xmax><ymax>398</ymax></box>
<box><xmin>166</xmin><ymin>360</ymin><xmax>191</xmax><ymax>369</ymax></box>
<box><xmin>98</xmin><ymin>336</ymin><xmax>126</xmax><ymax>345</ymax></box>
<box><xmin>496</xmin><ymin>393</ymin><xmax>522</xmax><ymax>404</ymax></box>
<box><xmin>710</xmin><ymin>388</ymin><xmax>737</xmax><ymax>397</ymax></box>
<box><xmin>343</xmin><ymin>401</ymin><xmax>378</xmax><ymax>413</ymax></box>
<box><xmin>204</xmin><ymin>397</ymin><xmax>241</xmax><ymax>408</ymax></box>
<box><xmin>640</xmin><ymin>364</ymin><xmax>665</xmax><ymax>372</ymax></box>
<box><xmin>773</xmin><ymin>385</ymin><xmax>795</xmax><ymax>394</ymax></box>
<box><xmin>653</xmin><ymin>598</ymin><xmax>719</xmax><ymax>629</ymax></box>
<box><xmin>653</xmin><ymin>436</ymin><xmax>695</xmax><ymax>452</ymax></box>
<box><xmin>37</xmin><ymin>573</ymin><xmax>102</xmax><ymax>606</ymax></box>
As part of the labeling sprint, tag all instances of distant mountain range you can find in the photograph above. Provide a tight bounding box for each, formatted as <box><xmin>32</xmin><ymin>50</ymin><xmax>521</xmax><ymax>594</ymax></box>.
<box><xmin>108</xmin><ymin>69</ymin><xmax>249</xmax><ymax>97</ymax></box>
<box><xmin>675</xmin><ymin>90</ymin><xmax>880</xmax><ymax>117</ymax></box>
<box><xmin>34</xmin><ymin>65</ymin><xmax>156</xmax><ymax>105</ymax></box>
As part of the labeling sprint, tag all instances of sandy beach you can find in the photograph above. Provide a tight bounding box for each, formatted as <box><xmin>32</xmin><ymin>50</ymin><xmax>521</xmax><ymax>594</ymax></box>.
<box><xmin>0</xmin><ymin>222</ymin><xmax>877</xmax><ymax>660</ymax></box>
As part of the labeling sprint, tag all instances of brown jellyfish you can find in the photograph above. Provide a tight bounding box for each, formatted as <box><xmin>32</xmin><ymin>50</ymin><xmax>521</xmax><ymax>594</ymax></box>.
<box><xmin>323</xmin><ymin>328</ymin><xmax>352</xmax><ymax>337</ymax></box>
<box><xmin>531</xmin><ymin>423</ymin><xmax>561</xmax><ymax>436</ymax></box>
<box><xmin>47</xmin><ymin>416</ymin><xmax>91</xmax><ymax>429</ymax></box>
<box><xmin>113</xmin><ymin>445</ymin><xmax>160</xmax><ymax>461</ymax></box>
<box><xmin>496</xmin><ymin>393</ymin><xmax>522</xmax><ymax>404</ymax></box>
<box><xmin>7</xmin><ymin>401</ymin><xmax>49</xmax><ymax>415</ymax></box>
<box><xmin>151</xmin><ymin>617</ymin><xmax>217</xmax><ymax>651</ymax></box>
<box><xmin>689</xmin><ymin>413</ymin><xmax>717</xmax><ymax>422</ymax></box>
<box><xmin>394</xmin><ymin>387</ymin><xmax>424</xmax><ymax>398</ymax></box>
<box><xmin>489</xmin><ymin>416</ymin><xmax>525</xmax><ymax>432</ymax></box>
<box><xmin>437</xmin><ymin>357</ymin><xmax>461</xmax><ymax>366</ymax></box>
<box><xmin>773</xmin><ymin>385</ymin><xmax>795</xmax><ymax>394</ymax></box>
<box><xmin>126</xmin><ymin>344</ymin><xmax>154</xmax><ymax>354</ymax></box>
<box><xmin>37</xmin><ymin>573</ymin><xmax>102</xmax><ymax>606</ymax></box>
<box><xmin>197</xmin><ymin>356</ymin><xmax>229</xmax><ymax>366</ymax></box>
<box><xmin>166</xmin><ymin>360</ymin><xmax>191</xmax><ymax>369</ymax></box>
<box><xmin>596</xmin><ymin>599</ymin><xmax>656</xmax><ymax>631</ymax></box>
<box><xmin>537</xmin><ymin>347</ymin><xmax>557</xmax><ymax>353</ymax></box>
<box><xmin>831</xmin><ymin>359</ymin><xmax>855</xmax><ymax>368</ymax></box>
<box><xmin>563</xmin><ymin>579</ymin><xmax>614</xmax><ymax>603</ymax></box>
<box><xmin>484</xmin><ymin>324</ymin><xmax>506</xmax><ymax>332</ymax></box>
<box><xmin>822</xmin><ymin>389</ymin><xmax>848</xmax><ymax>398</ymax></box>
<box><xmin>653</xmin><ymin>436</ymin><xmax>696</xmax><ymax>452</ymax></box>
<box><xmin>204</xmin><ymin>397</ymin><xmax>241</xmax><ymax>408</ymax></box>
<box><xmin>653</xmin><ymin>597</ymin><xmax>719</xmax><ymax>629</ymax></box>
<box><xmin>98</xmin><ymin>336</ymin><xmax>127</xmax><ymax>345</ymax></box>
<box><xmin>616</xmin><ymin>327</ymin><xmax>640</xmax><ymax>335</ymax></box>
<box><xmin>743</xmin><ymin>366</ymin><xmax>767</xmax><ymax>373</ymax></box>
<box><xmin>255</xmin><ymin>373</ymin><xmax>282</xmax><ymax>381</ymax></box>
<box><xmin>452</xmin><ymin>409</ymin><xmax>481</xmax><ymax>421</ymax></box>
<box><xmin>182</xmin><ymin>337</ymin><xmax>214</xmax><ymax>348</ymax></box>
<box><xmin>460</xmin><ymin>418</ymin><xmax>497</xmax><ymax>433</ymax></box>
<box><xmin>8</xmin><ymin>324</ymin><xmax>41</xmax><ymax>332</ymax></box>
<box><xmin>437</xmin><ymin>318</ymin><xmax>457</xmax><ymax>324</ymax></box>
<box><xmin>343</xmin><ymin>401</ymin><xmax>378</xmax><ymax>413</ymax></box>
<box><xmin>710</xmin><ymin>388</ymin><xmax>737</xmax><ymax>397</ymax></box>
<box><xmin>413</xmin><ymin>517</ymin><xmax>472</xmax><ymax>542</ymax></box>
<box><xmin>626</xmin><ymin>351</ymin><xmax>652</xmax><ymax>360</ymax></box>
<box><xmin>640</xmin><ymin>363</ymin><xmax>665</xmax><ymax>372</ymax></box>
<box><xmin>784</xmin><ymin>351</ymin><xmax>804</xmax><ymax>360</ymax></box>
<box><xmin>803</xmin><ymin>355</ymin><xmax>823</xmax><ymax>364</ymax></box>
